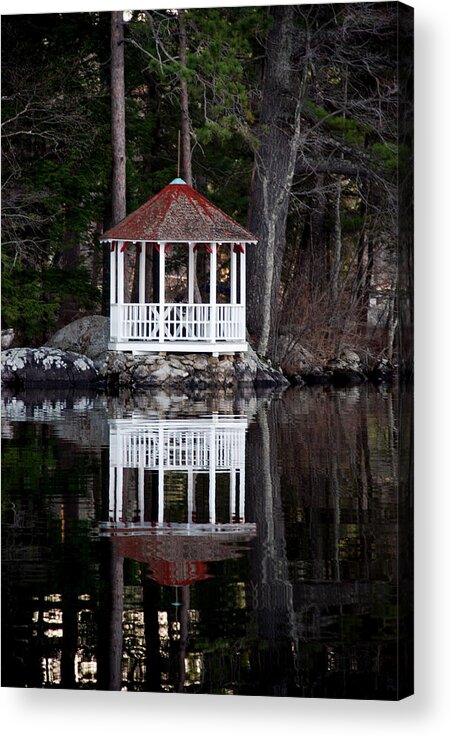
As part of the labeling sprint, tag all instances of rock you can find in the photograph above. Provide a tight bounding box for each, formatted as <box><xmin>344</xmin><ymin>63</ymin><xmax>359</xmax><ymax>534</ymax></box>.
<box><xmin>369</xmin><ymin>358</ymin><xmax>395</xmax><ymax>383</ymax></box>
<box><xmin>291</xmin><ymin>374</ymin><xmax>305</xmax><ymax>386</ymax></box>
<box><xmin>1</xmin><ymin>347</ymin><xmax>100</xmax><ymax>387</ymax></box>
<box><xmin>301</xmin><ymin>368</ymin><xmax>332</xmax><ymax>385</ymax></box>
<box><xmin>1</xmin><ymin>329</ymin><xmax>15</xmax><ymax>350</ymax></box>
<box><xmin>324</xmin><ymin>349</ymin><xmax>367</xmax><ymax>385</ymax></box>
<box><xmin>340</xmin><ymin>349</ymin><xmax>361</xmax><ymax>367</ymax></box>
<box><xmin>276</xmin><ymin>334</ymin><xmax>316</xmax><ymax>376</ymax></box>
<box><xmin>47</xmin><ymin>315</ymin><xmax>110</xmax><ymax>367</ymax></box>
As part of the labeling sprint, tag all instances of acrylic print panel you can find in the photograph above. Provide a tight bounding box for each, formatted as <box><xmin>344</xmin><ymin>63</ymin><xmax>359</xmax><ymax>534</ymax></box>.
<box><xmin>1</xmin><ymin>2</ymin><xmax>413</xmax><ymax>699</ymax></box>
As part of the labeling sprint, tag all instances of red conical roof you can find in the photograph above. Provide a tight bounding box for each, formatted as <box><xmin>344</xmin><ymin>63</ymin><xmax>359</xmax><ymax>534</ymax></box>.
<box><xmin>100</xmin><ymin>178</ymin><xmax>258</xmax><ymax>243</ymax></box>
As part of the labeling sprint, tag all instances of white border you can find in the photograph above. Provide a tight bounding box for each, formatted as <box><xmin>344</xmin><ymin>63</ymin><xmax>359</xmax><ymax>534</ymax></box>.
<box><xmin>2</xmin><ymin>0</ymin><xmax>451</xmax><ymax>735</ymax></box>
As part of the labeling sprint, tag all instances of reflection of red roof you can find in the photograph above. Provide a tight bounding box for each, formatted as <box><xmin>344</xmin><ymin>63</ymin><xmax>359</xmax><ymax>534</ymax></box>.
<box><xmin>147</xmin><ymin>560</ymin><xmax>210</xmax><ymax>586</ymax></box>
<box><xmin>100</xmin><ymin>179</ymin><xmax>257</xmax><ymax>243</ymax></box>
<box><xmin>113</xmin><ymin>530</ymin><xmax>254</xmax><ymax>586</ymax></box>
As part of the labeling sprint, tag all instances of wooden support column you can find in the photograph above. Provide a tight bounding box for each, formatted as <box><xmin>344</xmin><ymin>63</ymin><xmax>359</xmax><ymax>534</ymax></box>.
<box><xmin>110</xmin><ymin>242</ymin><xmax>117</xmax><ymax>304</ymax></box>
<box><xmin>109</xmin><ymin>242</ymin><xmax>118</xmax><ymax>341</ymax></box>
<box><xmin>117</xmin><ymin>241</ymin><xmax>125</xmax><ymax>306</ymax></box>
<box><xmin>240</xmin><ymin>243</ymin><xmax>246</xmax><ymax>340</ymax></box>
<box><xmin>210</xmin><ymin>243</ymin><xmax>217</xmax><ymax>343</ymax></box>
<box><xmin>188</xmin><ymin>242</ymin><xmax>195</xmax><ymax>304</ymax></box>
<box><xmin>158</xmin><ymin>242</ymin><xmax>165</xmax><ymax>342</ymax></box>
<box><xmin>230</xmin><ymin>243</ymin><xmax>237</xmax><ymax>304</ymax></box>
<box><xmin>240</xmin><ymin>243</ymin><xmax>246</xmax><ymax>307</ymax></box>
<box><xmin>139</xmin><ymin>241</ymin><xmax>146</xmax><ymax>304</ymax></box>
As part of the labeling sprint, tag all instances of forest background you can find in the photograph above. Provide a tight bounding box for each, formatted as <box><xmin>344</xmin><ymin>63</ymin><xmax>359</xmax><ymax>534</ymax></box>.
<box><xmin>1</xmin><ymin>2</ymin><xmax>412</xmax><ymax>369</ymax></box>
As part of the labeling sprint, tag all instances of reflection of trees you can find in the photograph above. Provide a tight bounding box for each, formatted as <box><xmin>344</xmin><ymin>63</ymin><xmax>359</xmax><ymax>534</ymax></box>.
<box><xmin>246</xmin><ymin>401</ymin><xmax>298</xmax><ymax>695</ymax></box>
<box><xmin>2</xmin><ymin>386</ymin><xmax>412</xmax><ymax>698</ymax></box>
<box><xmin>271</xmin><ymin>386</ymin><xmax>413</xmax><ymax>699</ymax></box>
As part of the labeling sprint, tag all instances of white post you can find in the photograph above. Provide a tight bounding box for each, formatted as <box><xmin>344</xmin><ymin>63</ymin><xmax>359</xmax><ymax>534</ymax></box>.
<box><xmin>116</xmin><ymin>467</ymin><xmax>123</xmax><ymax>523</ymax></box>
<box><xmin>240</xmin><ymin>243</ymin><xmax>246</xmax><ymax>340</ymax></box>
<box><xmin>159</xmin><ymin>242</ymin><xmax>165</xmax><ymax>342</ymax></box>
<box><xmin>110</xmin><ymin>242</ymin><xmax>117</xmax><ymax>305</ymax></box>
<box><xmin>158</xmin><ymin>426</ymin><xmax>164</xmax><ymax>524</ymax></box>
<box><xmin>109</xmin><ymin>242</ymin><xmax>118</xmax><ymax>341</ymax></box>
<box><xmin>230</xmin><ymin>244</ymin><xmax>237</xmax><ymax>304</ymax></box>
<box><xmin>187</xmin><ymin>469</ymin><xmax>194</xmax><ymax>525</ymax></box>
<box><xmin>117</xmin><ymin>241</ymin><xmax>125</xmax><ymax>305</ymax></box>
<box><xmin>188</xmin><ymin>241</ymin><xmax>194</xmax><ymax>304</ymax></box>
<box><xmin>115</xmin><ymin>240</ymin><xmax>125</xmax><ymax>341</ymax></box>
<box><xmin>240</xmin><ymin>243</ymin><xmax>246</xmax><ymax>306</ymax></box>
<box><xmin>209</xmin><ymin>427</ymin><xmax>216</xmax><ymax>524</ymax></box>
<box><xmin>109</xmin><ymin>466</ymin><xmax>116</xmax><ymax>521</ymax></box>
<box><xmin>239</xmin><ymin>467</ymin><xmax>245</xmax><ymax>522</ymax></box>
<box><xmin>139</xmin><ymin>241</ymin><xmax>146</xmax><ymax>304</ymax></box>
<box><xmin>210</xmin><ymin>244</ymin><xmax>217</xmax><ymax>342</ymax></box>
<box><xmin>229</xmin><ymin>469</ymin><xmax>236</xmax><ymax>523</ymax></box>
<box><xmin>138</xmin><ymin>465</ymin><xmax>145</xmax><ymax>524</ymax></box>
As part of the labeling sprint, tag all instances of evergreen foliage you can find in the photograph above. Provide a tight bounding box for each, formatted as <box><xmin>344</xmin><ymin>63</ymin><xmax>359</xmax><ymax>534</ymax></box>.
<box><xmin>1</xmin><ymin>5</ymin><xmax>405</xmax><ymax>360</ymax></box>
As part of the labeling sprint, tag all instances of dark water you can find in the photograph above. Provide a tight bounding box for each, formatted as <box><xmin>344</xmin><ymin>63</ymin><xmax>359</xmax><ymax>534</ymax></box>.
<box><xmin>1</xmin><ymin>384</ymin><xmax>413</xmax><ymax>699</ymax></box>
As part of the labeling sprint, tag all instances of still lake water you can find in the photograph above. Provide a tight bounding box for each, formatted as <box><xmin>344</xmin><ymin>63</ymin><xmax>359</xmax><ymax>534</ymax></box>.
<box><xmin>1</xmin><ymin>384</ymin><xmax>413</xmax><ymax>699</ymax></box>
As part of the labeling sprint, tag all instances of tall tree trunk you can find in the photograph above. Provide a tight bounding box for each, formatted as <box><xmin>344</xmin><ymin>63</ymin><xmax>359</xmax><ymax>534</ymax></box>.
<box><xmin>247</xmin><ymin>5</ymin><xmax>308</xmax><ymax>358</ymax></box>
<box><xmin>111</xmin><ymin>12</ymin><xmax>126</xmax><ymax>224</ymax></box>
<box><xmin>178</xmin><ymin>10</ymin><xmax>192</xmax><ymax>187</ymax></box>
<box><xmin>111</xmin><ymin>12</ymin><xmax>131</xmax><ymax>302</ymax></box>
<box><xmin>330</xmin><ymin>175</ymin><xmax>343</xmax><ymax>301</ymax></box>
<box><xmin>178</xmin><ymin>11</ymin><xmax>202</xmax><ymax>304</ymax></box>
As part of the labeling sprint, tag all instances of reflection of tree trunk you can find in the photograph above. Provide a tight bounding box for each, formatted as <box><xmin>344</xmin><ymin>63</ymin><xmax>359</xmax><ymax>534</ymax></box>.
<box><xmin>108</xmin><ymin>543</ymin><xmax>124</xmax><ymax>691</ymax></box>
<box><xmin>177</xmin><ymin>585</ymin><xmax>190</xmax><ymax>692</ymax></box>
<box><xmin>61</xmin><ymin>589</ymin><xmax>78</xmax><ymax>689</ymax></box>
<box><xmin>143</xmin><ymin>576</ymin><xmax>162</xmax><ymax>692</ymax></box>
<box><xmin>246</xmin><ymin>402</ymin><xmax>297</xmax><ymax>695</ymax></box>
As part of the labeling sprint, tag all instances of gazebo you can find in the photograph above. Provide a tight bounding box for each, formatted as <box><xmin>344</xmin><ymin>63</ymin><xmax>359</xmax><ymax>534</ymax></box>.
<box><xmin>100</xmin><ymin>178</ymin><xmax>258</xmax><ymax>355</ymax></box>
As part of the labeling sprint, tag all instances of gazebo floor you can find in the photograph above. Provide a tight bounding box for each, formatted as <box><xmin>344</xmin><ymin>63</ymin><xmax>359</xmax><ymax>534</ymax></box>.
<box><xmin>108</xmin><ymin>340</ymin><xmax>248</xmax><ymax>356</ymax></box>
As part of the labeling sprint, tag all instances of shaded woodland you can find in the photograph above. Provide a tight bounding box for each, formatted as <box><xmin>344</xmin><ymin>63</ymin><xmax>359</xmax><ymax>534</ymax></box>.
<box><xmin>1</xmin><ymin>4</ymin><xmax>413</xmax><ymax>367</ymax></box>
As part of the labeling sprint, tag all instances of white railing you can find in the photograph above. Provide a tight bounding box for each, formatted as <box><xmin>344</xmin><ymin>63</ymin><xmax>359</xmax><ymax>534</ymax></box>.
<box><xmin>111</xmin><ymin>303</ymin><xmax>245</xmax><ymax>343</ymax></box>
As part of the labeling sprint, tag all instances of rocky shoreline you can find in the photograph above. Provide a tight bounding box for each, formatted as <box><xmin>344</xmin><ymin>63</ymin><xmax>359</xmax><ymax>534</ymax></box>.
<box><xmin>1</xmin><ymin>316</ymin><xmax>396</xmax><ymax>391</ymax></box>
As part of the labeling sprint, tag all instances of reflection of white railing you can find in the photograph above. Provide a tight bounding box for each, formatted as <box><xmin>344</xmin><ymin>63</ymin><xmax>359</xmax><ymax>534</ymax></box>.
<box><xmin>111</xmin><ymin>419</ymin><xmax>246</xmax><ymax>471</ymax></box>
<box><xmin>108</xmin><ymin>417</ymin><xmax>247</xmax><ymax>527</ymax></box>
<box><xmin>112</xmin><ymin>303</ymin><xmax>245</xmax><ymax>342</ymax></box>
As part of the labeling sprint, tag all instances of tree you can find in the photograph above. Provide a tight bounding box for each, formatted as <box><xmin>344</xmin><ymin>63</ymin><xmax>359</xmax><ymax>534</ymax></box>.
<box><xmin>1</xmin><ymin>13</ymin><xmax>110</xmax><ymax>342</ymax></box>
<box><xmin>110</xmin><ymin>11</ymin><xmax>126</xmax><ymax>225</ymax></box>
<box><xmin>247</xmin><ymin>5</ymin><xmax>309</xmax><ymax>357</ymax></box>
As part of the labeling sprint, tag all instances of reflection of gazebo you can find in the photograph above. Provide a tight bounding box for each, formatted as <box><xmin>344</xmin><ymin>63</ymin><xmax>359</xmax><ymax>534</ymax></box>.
<box><xmin>100</xmin><ymin>415</ymin><xmax>256</xmax><ymax>583</ymax></box>
<box><xmin>100</xmin><ymin>178</ymin><xmax>258</xmax><ymax>355</ymax></box>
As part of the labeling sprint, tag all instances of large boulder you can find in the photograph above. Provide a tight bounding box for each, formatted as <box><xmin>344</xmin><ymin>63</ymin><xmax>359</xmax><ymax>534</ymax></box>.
<box><xmin>47</xmin><ymin>315</ymin><xmax>110</xmax><ymax>367</ymax></box>
<box><xmin>325</xmin><ymin>349</ymin><xmax>367</xmax><ymax>385</ymax></box>
<box><xmin>276</xmin><ymin>333</ymin><xmax>316</xmax><ymax>376</ymax></box>
<box><xmin>1</xmin><ymin>329</ymin><xmax>15</xmax><ymax>350</ymax></box>
<box><xmin>1</xmin><ymin>347</ymin><xmax>100</xmax><ymax>387</ymax></box>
